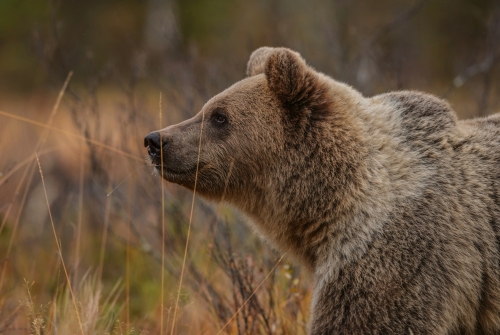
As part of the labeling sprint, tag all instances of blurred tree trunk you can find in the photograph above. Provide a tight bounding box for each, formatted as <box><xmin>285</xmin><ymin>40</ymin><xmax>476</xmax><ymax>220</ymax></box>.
<box><xmin>144</xmin><ymin>0</ymin><xmax>181</xmax><ymax>54</ymax></box>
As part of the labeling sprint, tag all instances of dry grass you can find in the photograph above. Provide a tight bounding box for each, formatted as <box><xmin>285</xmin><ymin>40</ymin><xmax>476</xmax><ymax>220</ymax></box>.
<box><xmin>0</xmin><ymin>53</ymin><xmax>496</xmax><ymax>335</ymax></box>
<box><xmin>0</xmin><ymin>83</ymin><xmax>311</xmax><ymax>334</ymax></box>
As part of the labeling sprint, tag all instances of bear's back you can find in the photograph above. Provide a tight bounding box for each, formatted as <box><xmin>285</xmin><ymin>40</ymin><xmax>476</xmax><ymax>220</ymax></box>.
<box><xmin>456</xmin><ymin>113</ymin><xmax>500</xmax><ymax>195</ymax></box>
<box><xmin>375</xmin><ymin>90</ymin><xmax>500</xmax><ymax>190</ymax></box>
<box><xmin>375</xmin><ymin>91</ymin><xmax>458</xmax><ymax>149</ymax></box>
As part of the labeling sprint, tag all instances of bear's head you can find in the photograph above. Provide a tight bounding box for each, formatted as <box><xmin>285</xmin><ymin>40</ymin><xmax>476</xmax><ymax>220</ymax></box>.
<box><xmin>144</xmin><ymin>47</ymin><xmax>363</xmax><ymax>227</ymax></box>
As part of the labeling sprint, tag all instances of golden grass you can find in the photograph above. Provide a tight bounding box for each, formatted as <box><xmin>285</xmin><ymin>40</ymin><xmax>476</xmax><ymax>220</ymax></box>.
<box><xmin>126</xmin><ymin>177</ymin><xmax>132</xmax><ymax>334</ymax></box>
<box><xmin>36</xmin><ymin>153</ymin><xmax>84</xmax><ymax>335</ymax></box>
<box><xmin>0</xmin><ymin>86</ymin><xmax>310</xmax><ymax>335</ymax></box>
<box><xmin>0</xmin><ymin>146</ymin><xmax>61</xmax><ymax>189</ymax></box>
<box><xmin>0</xmin><ymin>71</ymin><xmax>73</xmax><ymax>292</ymax></box>
<box><xmin>98</xmin><ymin>175</ymin><xmax>114</xmax><ymax>284</ymax></box>
<box><xmin>170</xmin><ymin>106</ymin><xmax>205</xmax><ymax>335</ymax></box>
<box><xmin>0</xmin><ymin>110</ymin><xmax>143</xmax><ymax>163</ymax></box>
<box><xmin>73</xmin><ymin>148</ymin><xmax>85</xmax><ymax>282</ymax></box>
<box><xmin>216</xmin><ymin>253</ymin><xmax>286</xmax><ymax>335</ymax></box>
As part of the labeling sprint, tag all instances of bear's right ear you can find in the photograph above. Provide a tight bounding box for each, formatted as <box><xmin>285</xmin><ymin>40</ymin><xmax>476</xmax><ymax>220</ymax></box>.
<box><xmin>264</xmin><ymin>48</ymin><xmax>308</xmax><ymax>104</ymax></box>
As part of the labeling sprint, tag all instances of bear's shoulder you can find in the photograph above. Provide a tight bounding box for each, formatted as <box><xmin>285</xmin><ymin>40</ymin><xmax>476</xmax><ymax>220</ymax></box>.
<box><xmin>373</xmin><ymin>91</ymin><xmax>458</xmax><ymax>140</ymax></box>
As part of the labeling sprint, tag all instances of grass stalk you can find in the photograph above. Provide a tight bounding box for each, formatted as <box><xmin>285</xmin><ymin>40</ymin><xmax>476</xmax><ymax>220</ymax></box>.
<box><xmin>35</xmin><ymin>154</ymin><xmax>85</xmax><ymax>335</ymax></box>
<box><xmin>0</xmin><ymin>110</ymin><xmax>142</xmax><ymax>162</ymax></box>
<box><xmin>159</xmin><ymin>92</ymin><xmax>165</xmax><ymax>335</ymax></box>
<box><xmin>126</xmin><ymin>176</ymin><xmax>132</xmax><ymax>334</ymax></box>
<box><xmin>0</xmin><ymin>72</ymin><xmax>72</xmax><ymax>292</ymax></box>
<box><xmin>216</xmin><ymin>253</ymin><xmax>286</xmax><ymax>335</ymax></box>
<box><xmin>98</xmin><ymin>176</ymin><xmax>114</xmax><ymax>284</ymax></box>
<box><xmin>169</xmin><ymin>109</ymin><xmax>205</xmax><ymax>335</ymax></box>
<box><xmin>74</xmin><ymin>147</ymin><xmax>85</xmax><ymax>283</ymax></box>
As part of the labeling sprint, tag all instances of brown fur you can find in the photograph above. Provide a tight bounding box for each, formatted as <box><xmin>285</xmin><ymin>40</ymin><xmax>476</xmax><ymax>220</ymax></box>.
<box><xmin>145</xmin><ymin>47</ymin><xmax>500</xmax><ymax>334</ymax></box>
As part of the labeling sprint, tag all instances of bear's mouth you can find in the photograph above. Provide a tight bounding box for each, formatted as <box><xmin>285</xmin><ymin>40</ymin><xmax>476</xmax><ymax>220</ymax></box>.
<box><xmin>153</xmin><ymin>163</ymin><xmax>200</xmax><ymax>177</ymax></box>
<box><xmin>146</xmin><ymin>153</ymin><xmax>202</xmax><ymax>178</ymax></box>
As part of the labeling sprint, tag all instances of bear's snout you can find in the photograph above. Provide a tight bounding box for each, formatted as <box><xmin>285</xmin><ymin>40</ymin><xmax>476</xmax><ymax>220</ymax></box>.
<box><xmin>144</xmin><ymin>132</ymin><xmax>169</xmax><ymax>164</ymax></box>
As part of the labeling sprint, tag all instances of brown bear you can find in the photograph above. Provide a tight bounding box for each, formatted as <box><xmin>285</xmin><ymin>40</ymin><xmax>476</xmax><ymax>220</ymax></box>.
<box><xmin>144</xmin><ymin>47</ymin><xmax>500</xmax><ymax>334</ymax></box>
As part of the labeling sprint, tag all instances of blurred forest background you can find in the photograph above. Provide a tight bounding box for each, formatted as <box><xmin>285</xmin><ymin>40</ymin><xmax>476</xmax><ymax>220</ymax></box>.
<box><xmin>0</xmin><ymin>0</ymin><xmax>499</xmax><ymax>334</ymax></box>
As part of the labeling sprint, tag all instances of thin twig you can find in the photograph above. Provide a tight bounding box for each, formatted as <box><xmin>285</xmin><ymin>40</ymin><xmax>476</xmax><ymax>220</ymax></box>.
<box><xmin>107</xmin><ymin>165</ymin><xmax>146</xmax><ymax>197</ymax></box>
<box><xmin>215</xmin><ymin>253</ymin><xmax>286</xmax><ymax>335</ymax></box>
<box><xmin>452</xmin><ymin>55</ymin><xmax>496</xmax><ymax>88</ymax></box>
<box><xmin>368</xmin><ymin>0</ymin><xmax>428</xmax><ymax>49</ymax></box>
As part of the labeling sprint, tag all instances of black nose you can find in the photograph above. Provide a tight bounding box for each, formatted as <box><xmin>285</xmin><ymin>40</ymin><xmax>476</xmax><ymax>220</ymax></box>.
<box><xmin>144</xmin><ymin>132</ymin><xmax>168</xmax><ymax>157</ymax></box>
<box><xmin>144</xmin><ymin>132</ymin><xmax>160</xmax><ymax>149</ymax></box>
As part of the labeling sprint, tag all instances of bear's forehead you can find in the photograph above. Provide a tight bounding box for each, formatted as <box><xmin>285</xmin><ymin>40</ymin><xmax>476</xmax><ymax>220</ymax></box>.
<box><xmin>205</xmin><ymin>74</ymin><xmax>267</xmax><ymax>107</ymax></box>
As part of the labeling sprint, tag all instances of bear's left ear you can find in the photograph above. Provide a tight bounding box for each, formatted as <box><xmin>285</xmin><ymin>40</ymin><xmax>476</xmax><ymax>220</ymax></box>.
<box><xmin>264</xmin><ymin>48</ymin><xmax>308</xmax><ymax>104</ymax></box>
<box><xmin>246</xmin><ymin>47</ymin><xmax>274</xmax><ymax>77</ymax></box>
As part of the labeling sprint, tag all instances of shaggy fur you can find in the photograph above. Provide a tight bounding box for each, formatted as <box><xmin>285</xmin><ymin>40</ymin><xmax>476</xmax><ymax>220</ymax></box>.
<box><xmin>145</xmin><ymin>47</ymin><xmax>500</xmax><ymax>334</ymax></box>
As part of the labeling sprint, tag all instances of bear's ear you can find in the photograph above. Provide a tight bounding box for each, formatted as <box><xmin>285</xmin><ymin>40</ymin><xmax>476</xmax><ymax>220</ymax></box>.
<box><xmin>264</xmin><ymin>48</ymin><xmax>308</xmax><ymax>103</ymax></box>
<box><xmin>246</xmin><ymin>47</ymin><xmax>275</xmax><ymax>77</ymax></box>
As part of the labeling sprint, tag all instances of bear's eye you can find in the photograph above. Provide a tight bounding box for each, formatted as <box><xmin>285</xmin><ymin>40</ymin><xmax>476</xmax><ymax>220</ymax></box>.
<box><xmin>212</xmin><ymin>112</ymin><xmax>227</xmax><ymax>125</ymax></box>
<box><xmin>215</xmin><ymin>115</ymin><xmax>226</xmax><ymax>123</ymax></box>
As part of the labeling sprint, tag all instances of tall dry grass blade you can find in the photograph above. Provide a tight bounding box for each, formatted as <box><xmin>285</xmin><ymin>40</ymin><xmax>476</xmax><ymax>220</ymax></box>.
<box><xmin>101</xmin><ymin>276</ymin><xmax>122</xmax><ymax>308</ymax></box>
<box><xmin>98</xmin><ymin>176</ymin><xmax>114</xmax><ymax>285</ymax></box>
<box><xmin>73</xmin><ymin>148</ymin><xmax>85</xmax><ymax>283</ymax></box>
<box><xmin>0</xmin><ymin>158</ymin><xmax>31</xmax><ymax>243</ymax></box>
<box><xmin>187</xmin><ymin>159</ymin><xmax>234</xmax><ymax>335</ymax></box>
<box><xmin>159</xmin><ymin>92</ymin><xmax>165</xmax><ymax>335</ymax></box>
<box><xmin>0</xmin><ymin>70</ymin><xmax>72</xmax><ymax>225</ymax></box>
<box><xmin>0</xmin><ymin>161</ymin><xmax>36</xmax><ymax>291</ymax></box>
<box><xmin>35</xmin><ymin>154</ymin><xmax>85</xmax><ymax>335</ymax></box>
<box><xmin>45</xmin><ymin>71</ymin><xmax>74</xmax><ymax>132</ymax></box>
<box><xmin>0</xmin><ymin>72</ymin><xmax>72</xmax><ymax>291</ymax></box>
<box><xmin>0</xmin><ymin>303</ymin><xmax>23</xmax><ymax>333</ymax></box>
<box><xmin>126</xmin><ymin>177</ymin><xmax>132</xmax><ymax>334</ymax></box>
<box><xmin>0</xmin><ymin>146</ymin><xmax>61</xmax><ymax>236</ymax></box>
<box><xmin>47</xmin><ymin>268</ymin><xmax>62</xmax><ymax>334</ymax></box>
<box><xmin>215</xmin><ymin>254</ymin><xmax>286</xmax><ymax>335</ymax></box>
<box><xmin>170</xmin><ymin>109</ymin><xmax>205</xmax><ymax>335</ymax></box>
<box><xmin>24</xmin><ymin>279</ymin><xmax>47</xmax><ymax>335</ymax></box>
<box><xmin>0</xmin><ymin>110</ymin><xmax>143</xmax><ymax>162</ymax></box>
<box><xmin>107</xmin><ymin>165</ymin><xmax>145</xmax><ymax>197</ymax></box>
<box><xmin>0</xmin><ymin>146</ymin><xmax>60</xmax><ymax>188</ymax></box>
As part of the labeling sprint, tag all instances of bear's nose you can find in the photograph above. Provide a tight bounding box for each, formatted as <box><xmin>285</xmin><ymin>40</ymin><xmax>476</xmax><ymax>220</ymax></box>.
<box><xmin>144</xmin><ymin>132</ymin><xmax>168</xmax><ymax>157</ymax></box>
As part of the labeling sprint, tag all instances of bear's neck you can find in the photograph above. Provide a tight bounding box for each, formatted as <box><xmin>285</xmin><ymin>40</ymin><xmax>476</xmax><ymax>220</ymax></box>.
<box><xmin>232</xmin><ymin>80</ymin><xmax>394</xmax><ymax>274</ymax></box>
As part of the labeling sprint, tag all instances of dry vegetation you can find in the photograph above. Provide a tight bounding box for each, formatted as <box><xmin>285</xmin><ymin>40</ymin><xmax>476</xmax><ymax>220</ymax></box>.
<box><xmin>0</xmin><ymin>74</ymin><xmax>311</xmax><ymax>334</ymax></box>
<box><xmin>1</xmin><ymin>0</ymin><xmax>499</xmax><ymax>334</ymax></box>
